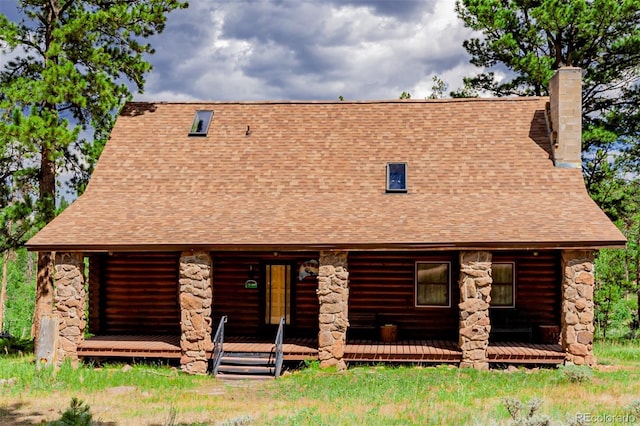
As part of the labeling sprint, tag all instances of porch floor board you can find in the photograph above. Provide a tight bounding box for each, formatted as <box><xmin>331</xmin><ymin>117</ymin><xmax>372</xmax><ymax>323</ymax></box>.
<box><xmin>487</xmin><ymin>342</ymin><xmax>565</xmax><ymax>364</ymax></box>
<box><xmin>77</xmin><ymin>336</ymin><xmax>566</xmax><ymax>365</ymax></box>
<box><xmin>344</xmin><ymin>339</ymin><xmax>462</xmax><ymax>363</ymax></box>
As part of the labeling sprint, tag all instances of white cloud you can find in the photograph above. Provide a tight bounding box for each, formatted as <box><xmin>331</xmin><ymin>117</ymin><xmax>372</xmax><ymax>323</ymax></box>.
<box><xmin>1</xmin><ymin>0</ymin><xmax>484</xmax><ymax>101</ymax></box>
<box><xmin>138</xmin><ymin>0</ymin><xmax>481</xmax><ymax>101</ymax></box>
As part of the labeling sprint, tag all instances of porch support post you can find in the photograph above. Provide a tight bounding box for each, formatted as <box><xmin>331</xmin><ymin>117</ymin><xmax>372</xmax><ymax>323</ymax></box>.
<box><xmin>458</xmin><ymin>251</ymin><xmax>492</xmax><ymax>370</ymax></box>
<box><xmin>179</xmin><ymin>251</ymin><xmax>213</xmax><ymax>375</ymax></box>
<box><xmin>561</xmin><ymin>250</ymin><xmax>596</xmax><ymax>366</ymax></box>
<box><xmin>54</xmin><ymin>252</ymin><xmax>86</xmax><ymax>366</ymax></box>
<box><xmin>317</xmin><ymin>251</ymin><xmax>349</xmax><ymax>370</ymax></box>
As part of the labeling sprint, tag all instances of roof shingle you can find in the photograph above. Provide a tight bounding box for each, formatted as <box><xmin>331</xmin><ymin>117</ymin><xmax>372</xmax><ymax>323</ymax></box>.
<box><xmin>27</xmin><ymin>98</ymin><xmax>626</xmax><ymax>251</ymax></box>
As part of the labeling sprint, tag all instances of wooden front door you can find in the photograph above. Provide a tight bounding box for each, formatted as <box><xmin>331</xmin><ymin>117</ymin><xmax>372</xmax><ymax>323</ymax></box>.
<box><xmin>264</xmin><ymin>263</ymin><xmax>293</xmax><ymax>326</ymax></box>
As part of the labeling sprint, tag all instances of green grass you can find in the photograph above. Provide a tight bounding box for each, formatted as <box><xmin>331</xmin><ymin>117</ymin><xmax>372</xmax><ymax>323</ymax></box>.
<box><xmin>1</xmin><ymin>341</ymin><xmax>640</xmax><ymax>424</ymax></box>
<box><xmin>595</xmin><ymin>339</ymin><xmax>640</xmax><ymax>365</ymax></box>
<box><xmin>0</xmin><ymin>356</ymin><xmax>207</xmax><ymax>397</ymax></box>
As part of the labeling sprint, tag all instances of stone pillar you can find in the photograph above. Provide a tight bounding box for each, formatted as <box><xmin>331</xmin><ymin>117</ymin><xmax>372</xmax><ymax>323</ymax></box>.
<box><xmin>54</xmin><ymin>252</ymin><xmax>86</xmax><ymax>366</ymax></box>
<box><xmin>179</xmin><ymin>251</ymin><xmax>213</xmax><ymax>375</ymax></box>
<box><xmin>458</xmin><ymin>251</ymin><xmax>492</xmax><ymax>370</ymax></box>
<box><xmin>561</xmin><ymin>250</ymin><xmax>596</xmax><ymax>366</ymax></box>
<box><xmin>317</xmin><ymin>251</ymin><xmax>349</xmax><ymax>370</ymax></box>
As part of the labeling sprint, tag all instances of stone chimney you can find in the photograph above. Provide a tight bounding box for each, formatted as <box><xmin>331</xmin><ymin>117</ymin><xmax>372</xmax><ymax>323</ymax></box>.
<box><xmin>548</xmin><ymin>67</ymin><xmax>582</xmax><ymax>168</ymax></box>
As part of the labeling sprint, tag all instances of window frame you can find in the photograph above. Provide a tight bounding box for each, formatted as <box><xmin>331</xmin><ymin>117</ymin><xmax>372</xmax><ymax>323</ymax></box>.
<box><xmin>386</xmin><ymin>162</ymin><xmax>408</xmax><ymax>193</ymax></box>
<box><xmin>414</xmin><ymin>261</ymin><xmax>451</xmax><ymax>308</ymax></box>
<box><xmin>490</xmin><ymin>262</ymin><xmax>516</xmax><ymax>308</ymax></box>
<box><xmin>188</xmin><ymin>110</ymin><xmax>214</xmax><ymax>136</ymax></box>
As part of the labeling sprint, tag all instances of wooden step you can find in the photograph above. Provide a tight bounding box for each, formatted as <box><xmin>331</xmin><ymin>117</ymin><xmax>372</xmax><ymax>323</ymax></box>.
<box><xmin>215</xmin><ymin>372</ymin><xmax>274</xmax><ymax>381</ymax></box>
<box><xmin>217</xmin><ymin>364</ymin><xmax>275</xmax><ymax>375</ymax></box>
<box><xmin>221</xmin><ymin>355</ymin><xmax>273</xmax><ymax>365</ymax></box>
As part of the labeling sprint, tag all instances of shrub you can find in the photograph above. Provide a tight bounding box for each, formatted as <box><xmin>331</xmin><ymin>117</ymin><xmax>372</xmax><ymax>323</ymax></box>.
<box><xmin>502</xmin><ymin>397</ymin><xmax>551</xmax><ymax>426</ymax></box>
<box><xmin>627</xmin><ymin>399</ymin><xmax>640</xmax><ymax>418</ymax></box>
<box><xmin>47</xmin><ymin>398</ymin><xmax>93</xmax><ymax>426</ymax></box>
<box><xmin>559</xmin><ymin>364</ymin><xmax>594</xmax><ymax>383</ymax></box>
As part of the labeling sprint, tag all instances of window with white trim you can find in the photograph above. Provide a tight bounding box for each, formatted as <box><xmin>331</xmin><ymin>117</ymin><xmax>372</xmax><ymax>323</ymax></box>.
<box><xmin>415</xmin><ymin>262</ymin><xmax>451</xmax><ymax>307</ymax></box>
<box><xmin>491</xmin><ymin>262</ymin><xmax>515</xmax><ymax>307</ymax></box>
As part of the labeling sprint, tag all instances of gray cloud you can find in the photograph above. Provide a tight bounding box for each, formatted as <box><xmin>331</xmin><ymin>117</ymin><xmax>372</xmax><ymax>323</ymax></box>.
<box><xmin>0</xmin><ymin>0</ymin><xmax>481</xmax><ymax>101</ymax></box>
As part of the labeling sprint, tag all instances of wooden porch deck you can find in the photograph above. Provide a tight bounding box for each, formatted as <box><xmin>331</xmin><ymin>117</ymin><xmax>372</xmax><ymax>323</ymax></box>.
<box><xmin>77</xmin><ymin>335</ymin><xmax>565</xmax><ymax>365</ymax></box>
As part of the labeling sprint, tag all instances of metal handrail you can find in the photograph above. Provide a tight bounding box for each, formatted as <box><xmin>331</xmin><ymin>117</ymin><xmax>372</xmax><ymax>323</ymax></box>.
<box><xmin>211</xmin><ymin>315</ymin><xmax>227</xmax><ymax>375</ymax></box>
<box><xmin>274</xmin><ymin>316</ymin><xmax>285</xmax><ymax>378</ymax></box>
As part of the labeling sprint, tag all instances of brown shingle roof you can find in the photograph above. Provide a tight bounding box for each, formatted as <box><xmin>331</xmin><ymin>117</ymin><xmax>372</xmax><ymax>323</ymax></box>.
<box><xmin>27</xmin><ymin>98</ymin><xmax>626</xmax><ymax>251</ymax></box>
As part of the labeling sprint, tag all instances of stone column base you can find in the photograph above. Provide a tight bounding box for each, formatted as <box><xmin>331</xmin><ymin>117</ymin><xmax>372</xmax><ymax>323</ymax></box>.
<box><xmin>317</xmin><ymin>251</ymin><xmax>349</xmax><ymax>371</ymax></box>
<box><xmin>458</xmin><ymin>251</ymin><xmax>492</xmax><ymax>370</ymax></box>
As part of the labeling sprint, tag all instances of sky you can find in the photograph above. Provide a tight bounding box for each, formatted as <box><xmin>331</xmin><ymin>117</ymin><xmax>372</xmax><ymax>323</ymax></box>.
<box><xmin>0</xmin><ymin>0</ymin><xmax>483</xmax><ymax>101</ymax></box>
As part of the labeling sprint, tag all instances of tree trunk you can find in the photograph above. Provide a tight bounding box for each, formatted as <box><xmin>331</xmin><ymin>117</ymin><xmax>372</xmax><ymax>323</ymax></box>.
<box><xmin>0</xmin><ymin>250</ymin><xmax>8</xmax><ymax>333</ymax></box>
<box><xmin>32</xmin><ymin>141</ymin><xmax>56</xmax><ymax>347</ymax></box>
<box><xmin>32</xmin><ymin>251</ymin><xmax>54</xmax><ymax>342</ymax></box>
<box><xmin>636</xmin><ymin>222</ymin><xmax>640</xmax><ymax>331</ymax></box>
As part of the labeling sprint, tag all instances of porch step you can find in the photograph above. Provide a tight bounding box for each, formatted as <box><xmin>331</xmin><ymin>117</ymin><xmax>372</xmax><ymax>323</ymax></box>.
<box><xmin>215</xmin><ymin>372</ymin><xmax>275</xmax><ymax>381</ymax></box>
<box><xmin>215</xmin><ymin>352</ymin><xmax>277</xmax><ymax>380</ymax></box>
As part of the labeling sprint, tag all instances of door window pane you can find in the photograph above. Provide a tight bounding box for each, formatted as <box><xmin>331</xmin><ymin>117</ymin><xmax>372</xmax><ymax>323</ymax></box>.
<box><xmin>265</xmin><ymin>264</ymin><xmax>291</xmax><ymax>324</ymax></box>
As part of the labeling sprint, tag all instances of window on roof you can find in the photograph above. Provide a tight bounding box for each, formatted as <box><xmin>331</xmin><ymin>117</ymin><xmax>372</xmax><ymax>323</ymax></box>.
<box><xmin>491</xmin><ymin>262</ymin><xmax>515</xmax><ymax>308</ymax></box>
<box><xmin>189</xmin><ymin>110</ymin><xmax>213</xmax><ymax>136</ymax></box>
<box><xmin>387</xmin><ymin>162</ymin><xmax>407</xmax><ymax>192</ymax></box>
<box><xmin>415</xmin><ymin>262</ymin><xmax>451</xmax><ymax>307</ymax></box>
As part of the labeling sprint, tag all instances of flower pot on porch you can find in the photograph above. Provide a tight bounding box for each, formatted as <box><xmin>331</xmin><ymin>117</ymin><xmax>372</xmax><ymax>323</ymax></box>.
<box><xmin>380</xmin><ymin>324</ymin><xmax>397</xmax><ymax>343</ymax></box>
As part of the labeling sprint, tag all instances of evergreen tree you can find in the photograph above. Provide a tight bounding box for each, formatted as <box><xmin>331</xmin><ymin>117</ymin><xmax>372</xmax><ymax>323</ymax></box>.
<box><xmin>455</xmin><ymin>0</ymin><xmax>640</xmax><ymax>217</ymax></box>
<box><xmin>0</xmin><ymin>0</ymin><xmax>187</xmax><ymax>344</ymax></box>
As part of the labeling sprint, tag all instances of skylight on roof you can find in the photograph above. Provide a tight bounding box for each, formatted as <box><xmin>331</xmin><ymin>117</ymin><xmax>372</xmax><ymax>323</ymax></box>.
<box><xmin>387</xmin><ymin>162</ymin><xmax>407</xmax><ymax>193</ymax></box>
<box><xmin>189</xmin><ymin>110</ymin><xmax>213</xmax><ymax>136</ymax></box>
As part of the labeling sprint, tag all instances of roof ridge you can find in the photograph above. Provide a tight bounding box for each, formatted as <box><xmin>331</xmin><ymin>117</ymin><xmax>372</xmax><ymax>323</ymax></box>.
<box><xmin>126</xmin><ymin>97</ymin><xmax>548</xmax><ymax>106</ymax></box>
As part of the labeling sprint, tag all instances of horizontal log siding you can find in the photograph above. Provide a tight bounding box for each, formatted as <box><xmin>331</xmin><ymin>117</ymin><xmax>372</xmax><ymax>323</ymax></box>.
<box><xmin>88</xmin><ymin>255</ymin><xmax>101</xmax><ymax>334</ymax></box>
<box><xmin>492</xmin><ymin>251</ymin><xmax>561</xmax><ymax>327</ymax></box>
<box><xmin>348</xmin><ymin>252</ymin><xmax>460</xmax><ymax>340</ymax></box>
<box><xmin>211</xmin><ymin>252</ymin><xmax>319</xmax><ymax>337</ymax></box>
<box><xmin>99</xmin><ymin>253</ymin><xmax>180</xmax><ymax>334</ymax></box>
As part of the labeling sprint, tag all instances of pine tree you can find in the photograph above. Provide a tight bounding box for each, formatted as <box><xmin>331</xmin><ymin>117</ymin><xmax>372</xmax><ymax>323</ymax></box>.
<box><xmin>0</xmin><ymin>0</ymin><xmax>187</xmax><ymax>345</ymax></box>
<box><xmin>456</xmin><ymin>0</ymin><xmax>640</xmax><ymax>214</ymax></box>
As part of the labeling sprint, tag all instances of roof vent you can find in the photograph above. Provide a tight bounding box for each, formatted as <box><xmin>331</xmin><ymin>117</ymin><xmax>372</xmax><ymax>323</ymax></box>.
<box><xmin>189</xmin><ymin>110</ymin><xmax>213</xmax><ymax>136</ymax></box>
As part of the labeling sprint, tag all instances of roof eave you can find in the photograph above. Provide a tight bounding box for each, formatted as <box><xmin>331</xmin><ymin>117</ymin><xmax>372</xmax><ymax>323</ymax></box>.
<box><xmin>25</xmin><ymin>239</ymin><xmax>627</xmax><ymax>253</ymax></box>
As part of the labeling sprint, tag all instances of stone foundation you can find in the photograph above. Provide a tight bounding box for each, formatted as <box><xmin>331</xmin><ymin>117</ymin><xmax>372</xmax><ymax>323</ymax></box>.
<box><xmin>54</xmin><ymin>252</ymin><xmax>86</xmax><ymax>366</ymax></box>
<box><xmin>317</xmin><ymin>251</ymin><xmax>349</xmax><ymax>370</ymax></box>
<box><xmin>458</xmin><ymin>251</ymin><xmax>492</xmax><ymax>370</ymax></box>
<box><xmin>179</xmin><ymin>252</ymin><xmax>213</xmax><ymax>375</ymax></box>
<box><xmin>561</xmin><ymin>250</ymin><xmax>596</xmax><ymax>366</ymax></box>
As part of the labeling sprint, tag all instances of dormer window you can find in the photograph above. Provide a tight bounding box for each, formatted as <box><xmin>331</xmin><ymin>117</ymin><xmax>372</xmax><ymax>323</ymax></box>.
<box><xmin>189</xmin><ymin>110</ymin><xmax>213</xmax><ymax>136</ymax></box>
<box><xmin>386</xmin><ymin>162</ymin><xmax>407</xmax><ymax>192</ymax></box>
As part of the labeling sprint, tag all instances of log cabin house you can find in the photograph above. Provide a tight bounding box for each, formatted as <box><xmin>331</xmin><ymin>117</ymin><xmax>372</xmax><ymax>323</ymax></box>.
<box><xmin>27</xmin><ymin>68</ymin><xmax>626</xmax><ymax>374</ymax></box>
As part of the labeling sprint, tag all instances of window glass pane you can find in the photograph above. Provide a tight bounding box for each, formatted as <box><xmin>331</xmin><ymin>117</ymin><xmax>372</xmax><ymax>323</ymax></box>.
<box><xmin>388</xmin><ymin>163</ymin><xmax>407</xmax><ymax>191</ymax></box>
<box><xmin>491</xmin><ymin>263</ymin><xmax>514</xmax><ymax>306</ymax></box>
<box><xmin>491</xmin><ymin>284</ymin><xmax>513</xmax><ymax>306</ymax></box>
<box><xmin>417</xmin><ymin>263</ymin><xmax>448</xmax><ymax>284</ymax></box>
<box><xmin>417</xmin><ymin>283</ymin><xmax>448</xmax><ymax>305</ymax></box>
<box><xmin>189</xmin><ymin>110</ymin><xmax>213</xmax><ymax>135</ymax></box>
<box><xmin>416</xmin><ymin>262</ymin><xmax>449</xmax><ymax>306</ymax></box>
<box><xmin>493</xmin><ymin>263</ymin><xmax>513</xmax><ymax>284</ymax></box>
